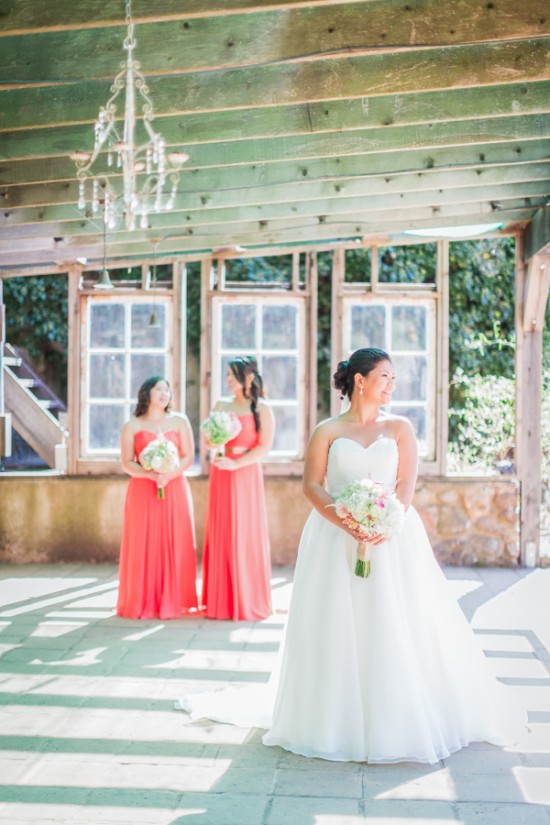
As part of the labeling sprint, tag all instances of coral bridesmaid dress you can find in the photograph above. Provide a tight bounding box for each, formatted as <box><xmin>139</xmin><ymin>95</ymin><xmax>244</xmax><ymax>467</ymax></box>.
<box><xmin>116</xmin><ymin>430</ymin><xmax>198</xmax><ymax>619</ymax></box>
<box><xmin>201</xmin><ymin>413</ymin><xmax>272</xmax><ymax>621</ymax></box>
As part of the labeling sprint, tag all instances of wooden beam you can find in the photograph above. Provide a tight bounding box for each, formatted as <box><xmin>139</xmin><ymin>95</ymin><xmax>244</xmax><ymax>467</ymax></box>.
<box><xmin>2</xmin><ymin>38</ymin><xmax>549</xmax><ymax>131</ymax></box>
<box><xmin>524</xmin><ymin>205</ymin><xmax>550</xmax><ymax>260</ymax></box>
<box><xmin>0</xmin><ymin>1</ymin><xmax>383</xmax><ymax>36</ymax></box>
<box><xmin>3</xmin><ymin>139</ymin><xmax>550</xmax><ymax>212</ymax></box>
<box><xmin>3</xmin><ymin>81</ymin><xmax>550</xmax><ymax>163</ymax></box>
<box><xmin>0</xmin><ymin>208</ymin><xmax>535</xmax><ymax>268</ymax></box>
<box><xmin>523</xmin><ymin>254</ymin><xmax>550</xmax><ymax>332</ymax></box>
<box><xmin>3</xmin><ymin>162</ymin><xmax>549</xmax><ymax>229</ymax></box>
<box><xmin>515</xmin><ymin>234</ymin><xmax>543</xmax><ymax>566</ymax></box>
<box><xmin>2</xmin><ymin>181</ymin><xmax>547</xmax><ymax>243</ymax></box>
<box><xmin>4</xmin><ymin>113</ymin><xmax>550</xmax><ymax>188</ymax></box>
<box><xmin>2</xmin><ymin>0</ymin><xmax>549</xmax><ymax>79</ymax></box>
<box><xmin>0</xmin><ymin>197</ymin><xmax>540</xmax><ymax>255</ymax></box>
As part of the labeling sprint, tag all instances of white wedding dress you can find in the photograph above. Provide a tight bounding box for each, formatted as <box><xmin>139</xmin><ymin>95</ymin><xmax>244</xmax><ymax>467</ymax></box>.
<box><xmin>178</xmin><ymin>436</ymin><xmax>518</xmax><ymax>764</ymax></box>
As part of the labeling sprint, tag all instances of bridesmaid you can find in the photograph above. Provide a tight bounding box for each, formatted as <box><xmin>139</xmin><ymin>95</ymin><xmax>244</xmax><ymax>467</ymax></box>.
<box><xmin>202</xmin><ymin>357</ymin><xmax>275</xmax><ymax>621</ymax></box>
<box><xmin>116</xmin><ymin>376</ymin><xmax>198</xmax><ymax>619</ymax></box>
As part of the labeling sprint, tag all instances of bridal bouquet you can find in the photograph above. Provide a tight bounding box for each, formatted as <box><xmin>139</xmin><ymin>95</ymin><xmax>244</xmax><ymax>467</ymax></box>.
<box><xmin>139</xmin><ymin>434</ymin><xmax>180</xmax><ymax>499</ymax></box>
<box><xmin>332</xmin><ymin>479</ymin><xmax>405</xmax><ymax>578</ymax></box>
<box><xmin>201</xmin><ymin>409</ymin><xmax>242</xmax><ymax>458</ymax></box>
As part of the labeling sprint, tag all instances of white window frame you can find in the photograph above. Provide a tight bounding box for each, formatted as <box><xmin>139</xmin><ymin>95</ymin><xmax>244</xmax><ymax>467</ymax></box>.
<box><xmin>80</xmin><ymin>293</ymin><xmax>174</xmax><ymax>459</ymax></box>
<box><xmin>341</xmin><ymin>295</ymin><xmax>438</xmax><ymax>461</ymax></box>
<box><xmin>210</xmin><ymin>293</ymin><xmax>307</xmax><ymax>462</ymax></box>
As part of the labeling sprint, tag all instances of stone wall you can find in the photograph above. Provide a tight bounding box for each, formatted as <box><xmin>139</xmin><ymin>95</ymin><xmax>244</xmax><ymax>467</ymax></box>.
<box><xmin>0</xmin><ymin>474</ymin><xmax>520</xmax><ymax>566</ymax></box>
<box><xmin>415</xmin><ymin>477</ymin><xmax>519</xmax><ymax>566</ymax></box>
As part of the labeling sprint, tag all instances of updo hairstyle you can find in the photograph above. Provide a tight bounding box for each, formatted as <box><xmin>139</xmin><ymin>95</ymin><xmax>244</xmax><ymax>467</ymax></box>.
<box><xmin>229</xmin><ymin>356</ymin><xmax>265</xmax><ymax>432</ymax></box>
<box><xmin>332</xmin><ymin>348</ymin><xmax>391</xmax><ymax>400</ymax></box>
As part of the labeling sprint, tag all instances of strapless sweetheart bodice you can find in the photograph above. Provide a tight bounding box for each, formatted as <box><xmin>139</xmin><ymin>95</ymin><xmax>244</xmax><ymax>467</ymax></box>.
<box><xmin>326</xmin><ymin>436</ymin><xmax>398</xmax><ymax>497</ymax></box>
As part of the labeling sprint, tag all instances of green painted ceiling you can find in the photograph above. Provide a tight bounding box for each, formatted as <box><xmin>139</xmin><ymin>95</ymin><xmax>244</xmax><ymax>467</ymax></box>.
<box><xmin>0</xmin><ymin>0</ymin><xmax>549</xmax><ymax>272</ymax></box>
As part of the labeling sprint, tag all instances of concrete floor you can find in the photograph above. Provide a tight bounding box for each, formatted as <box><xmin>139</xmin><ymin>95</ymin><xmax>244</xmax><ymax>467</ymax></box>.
<box><xmin>0</xmin><ymin>563</ymin><xmax>548</xmax><ymax>825</ymax></box>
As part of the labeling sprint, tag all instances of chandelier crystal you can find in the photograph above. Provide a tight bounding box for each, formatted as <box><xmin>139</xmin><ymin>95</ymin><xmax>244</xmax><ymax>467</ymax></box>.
<box><xmin>71</xmin><ymin>0</ymin><xmax>188</xmax><ymax>231</ymax></box>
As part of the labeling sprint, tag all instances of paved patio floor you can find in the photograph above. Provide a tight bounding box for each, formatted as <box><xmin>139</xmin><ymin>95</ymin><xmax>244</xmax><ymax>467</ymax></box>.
<box><xmin>0</xmin><ymin>563</ymin><xmax>549</xmax><ymax>825</ymax></box>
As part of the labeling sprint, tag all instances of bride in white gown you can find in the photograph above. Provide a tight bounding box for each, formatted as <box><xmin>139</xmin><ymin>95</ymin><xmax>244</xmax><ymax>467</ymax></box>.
<box><xmin>179</xmin><ymin>347</ymin><xmax>518</xmax><ymax>764</ymax></box>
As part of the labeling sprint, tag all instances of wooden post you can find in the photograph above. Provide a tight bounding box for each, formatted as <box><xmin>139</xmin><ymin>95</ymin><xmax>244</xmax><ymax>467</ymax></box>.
<box><xmin>307</xmin><ymin>251</ymin><xmax>318</xmax><ymax>439</ymax></box>
<box><xmin>515</xmin><ymin>239</ymin><xmax>550</xmax><ymax>566</ymax></box>
<box><xmin>436</xmin><ymin>239</ymin><xmax>450</xmax><ymax>475</ymax></box>
<box><xmin>330</xmin><ymin>248</ymin><xmax>345</xmax><ymax>418</ymax></box>
<box><xmin>66</xmin><ymin>265</ymin><xmax>81</xmax><ymax>474</ymax></box>
<box><xmin>199</xmin><ymin>258</ymin><xmax>213</xmax><ymax>475</ymax></box>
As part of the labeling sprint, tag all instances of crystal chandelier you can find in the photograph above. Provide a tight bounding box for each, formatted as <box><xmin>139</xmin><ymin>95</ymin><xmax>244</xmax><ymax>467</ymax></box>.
<box><xmin>71</xmin><ymin>0</ymin><xmax>188</xmax><ymax>231</ymax></box>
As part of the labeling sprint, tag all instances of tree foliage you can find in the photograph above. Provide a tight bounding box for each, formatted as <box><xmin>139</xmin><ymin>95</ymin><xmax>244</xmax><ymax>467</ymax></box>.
<box><xmin>3</xmin><ymin>274</ymin><xmax>68</xmax><ymax>400</ymax></box>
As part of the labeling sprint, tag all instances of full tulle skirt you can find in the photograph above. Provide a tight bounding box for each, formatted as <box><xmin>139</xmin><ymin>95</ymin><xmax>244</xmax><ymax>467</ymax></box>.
<box><xmin>117</xmin><ymin>475</ymin><xmax>198</xmax><ymax>619</ymax></box>
<box><xmin>201</xmin><ymin>462</ymin><xmax>272</xmax><ymax>621</ymax></box>
<box><xmin>180</xmin><ymin>505</ymin><xmax>519</xmax><ymax>764</ymax></box>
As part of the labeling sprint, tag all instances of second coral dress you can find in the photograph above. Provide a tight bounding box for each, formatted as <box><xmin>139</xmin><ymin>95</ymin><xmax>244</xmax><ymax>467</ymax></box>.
<box><xmin>117</xmin><ymin>429</ymin><xmax>198</xmax><ymax>619</ymax></box>
<box><xmin>201</xmin><ymin>414</ymin><xmax>272</xmax><ymax>621</ymax></box>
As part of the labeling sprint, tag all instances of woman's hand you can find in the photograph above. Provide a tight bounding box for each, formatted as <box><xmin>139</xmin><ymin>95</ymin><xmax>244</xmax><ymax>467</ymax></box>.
<box><xmin>213</xmin><ymin>456</ymin><xmax>238</xmax><ymax>471</ymax></box>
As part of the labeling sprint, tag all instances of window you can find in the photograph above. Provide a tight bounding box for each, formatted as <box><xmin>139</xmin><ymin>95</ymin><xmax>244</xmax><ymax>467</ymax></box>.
<box><xmin>211</xmin><ymin>296</ymin><xmax>306</xmax><ymax>458</ymax></box>
<box><xmin>83</xmin><ymin>295</ymin><xmax>172</xmax><ymax>455</ymax></box>
<box><xmin>342</xmin><ymin>297</ymin><xmax>437</xmax><ymax>460</ymax></box>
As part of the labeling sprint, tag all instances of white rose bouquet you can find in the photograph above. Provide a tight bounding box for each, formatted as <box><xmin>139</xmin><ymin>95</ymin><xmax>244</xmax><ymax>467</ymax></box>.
<box><xmin>332</xmin><ymin>479</ymin><xmax>405</xmax><ymax>577</ymax></box>
<box><xmin>201</xmin><ymin>410</ymin><xmax>242</xmax><ymax>458</ymax></box>
<box><xmin>139</xmin><ymin>434</ymin><xmax>180</xmax><ymax>499</ymax></box>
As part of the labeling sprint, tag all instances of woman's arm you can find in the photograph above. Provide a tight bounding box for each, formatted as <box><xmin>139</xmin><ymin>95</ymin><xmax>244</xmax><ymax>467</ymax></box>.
<box><xmin>394</xmin><ymin>418</ymin><xmax>419</xmax><ymax>509</ymax></box>
<box><xmin>120</xmin><ymin>422</ymin><xmax>153</xmax><ymax>479</ymax></box>
<box><xmin>216</xmin><ymin>401</ymin><xmax>275</xmax><ymax>469</ymax></box>
<box><xmin>302</xmin><ymin>423</ymin><xmax>367</xmax><ymax>540</ymax></box>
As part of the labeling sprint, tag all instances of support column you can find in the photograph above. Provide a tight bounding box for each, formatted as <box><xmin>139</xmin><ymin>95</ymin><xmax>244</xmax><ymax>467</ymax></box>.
<box><xmin>515</xmin><ymin>237</ymin><xmax>550</xmax><ymax>566</ymax></box>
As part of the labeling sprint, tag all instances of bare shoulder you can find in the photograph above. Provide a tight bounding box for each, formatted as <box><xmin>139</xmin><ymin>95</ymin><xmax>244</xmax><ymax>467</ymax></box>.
<box><xmin>123</xmin><ymin>417</ymin><xmax>139</xmax><ymax>435</ymax></box>
<box><xmin>383</xmin><ymin>413</ymin><xmax>416</xmax><ymax>441</ymax></box>
<box><xmin>310</xmin><ymin>416</ymin><xmax>341</xmax><ymax>444</ymax></box>
<box><xmin>167</xmin><ymin>412</ymin><xmax>191</xmax><ymax>428</ymax></box>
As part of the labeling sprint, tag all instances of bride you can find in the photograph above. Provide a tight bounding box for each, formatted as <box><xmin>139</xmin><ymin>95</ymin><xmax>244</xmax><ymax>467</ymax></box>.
<box><xmin>179</xmin><ymin>347</ymin><xmax>518</xmax><ymax>764</ymax></box>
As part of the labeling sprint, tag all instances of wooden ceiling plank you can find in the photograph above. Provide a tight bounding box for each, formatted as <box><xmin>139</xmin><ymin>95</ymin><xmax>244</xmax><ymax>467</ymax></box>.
<box><xmin>2</xmin><ymin>38</ymin><xmax>549</xmax><ymax>131</ymax></box>
<box><xmin>2</xmin><ymin>0</ymin><xmax>549</xmax><ymax>82</ymax></box>
<box><xmin>2</xmin><ymin>181</ymin><xmax>548</xmax><ymax>242</ymax></box>
<box><xmin>3</xmin><ymin>113</ymin><xmax>550</xmax><ymax>187</ymax></box>
<box><xmin>0</xmin><ymin>0</ymin><xmax>372</xmax><ymax>36</ymax></box>
<box><xmin>3</xmin><ymin>139</ymin><xmax>550</xmax><ymax>211</ymax></box>
<box><xmin>2</xmin><ymin>81</ymin><xmax>550</xmax><ymax>162</ymax></box>
<box><xmin>0</xmin><ymin>209</ymin><xmax>535</xmax><ymax>269</ymax></box>
<box><xmin>4</xmin><ymin>162</ymin><xmax>550</xmax><ymax>229</ymax></box>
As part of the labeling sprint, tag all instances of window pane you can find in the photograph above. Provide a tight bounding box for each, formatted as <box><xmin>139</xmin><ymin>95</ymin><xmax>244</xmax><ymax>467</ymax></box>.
<box><xmin>271</xmin><ymin>405</ymin><xmax>298</xmax><ymax>453</ymax></box>
<box><xmin>131</xmin><ymin>304</ymin><xmax>167</xmax><ymax>349</ymax></box>
<box><xmin>130</xmin><ymin>355</ymin><xmax>167</xmax><ymax>398</ymax></box>
<box><xmin>221</xmin><ymin>304</ymin><xmax>256</xmax><ymax>349</ymax></box>
<box><xmin>89</xmin><ymin>354</ymin><xmax>125</xmax><ymax>399</ymax></box>
<box><xmin>350</xmin><ymin>305</ymin><xmax>385</xmax><ymax>350</ymax></box>
<box><xmin>90</xmin><ymin>303</ymin><xmax>125</xmax><ymax>348</ymax></box>
<box><xmin>389</xmin><ymin>405</ymin><xmax>426</xmax><ymax>448</ymax></box>
<box><xmin>263</xmin><ymin>355</ymin><xmax>297</xmax><ymax>400</ymax></box>
<box><xmin>391</xmin><ymin>306</ymin><xmax>426</xmax><ymax>351</ymax></box>
<box><xmin>392</xmin><ymin>355</ymin><xmax>427</xmax><ymax>402</ymax></box>
<box><xmin>89</xmin><ymin>404</ymin><xmax>125</xmax><ymax>450</ymax></box>
<box><xmin>262</xmin><ymin>305</ymin><xmax>297</xmax><ymax>349</ymax></box>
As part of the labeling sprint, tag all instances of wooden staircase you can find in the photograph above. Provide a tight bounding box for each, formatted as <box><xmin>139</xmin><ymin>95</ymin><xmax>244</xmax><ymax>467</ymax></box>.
<box><xmin>2</xmin><ymin>343</ymin><xmax>68</xmax><ymax>469</ymax></box>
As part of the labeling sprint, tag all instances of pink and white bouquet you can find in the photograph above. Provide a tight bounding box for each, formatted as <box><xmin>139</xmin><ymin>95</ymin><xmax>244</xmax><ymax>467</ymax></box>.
<box><xmin>332</xmin><ymin>479</ymin><xmax>405</xmax><ymax>577</ymax></box>
<box><xmin>139</xmin><ymin>434</ymin><xmax>180</xmax><ymax>499</ymax></box>
<box><xmin>201</xmin><ymin>409</ymin><xmax>242</xmax><ymax>458</ymax></box>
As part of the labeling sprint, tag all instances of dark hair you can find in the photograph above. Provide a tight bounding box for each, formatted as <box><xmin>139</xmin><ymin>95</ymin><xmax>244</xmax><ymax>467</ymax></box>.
<box><xmin>229</xmin><ymin>356</ymin><xmax>265</xmax><ymax>432</ymax></box>
<box><xmin>134</xmin><ymin>376</ymin><xmax>172</xmax><ymax>417</ymax></box>
<box><xmin>332</xmin><ymin>348</ymin><xmax>391</xmax><ymax>400</ymax></box>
